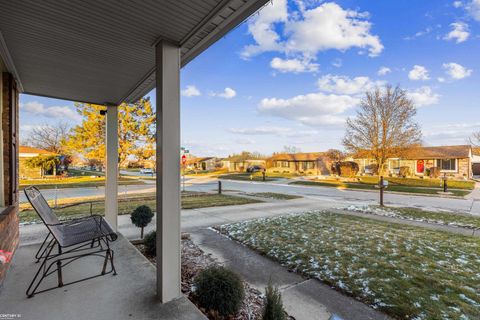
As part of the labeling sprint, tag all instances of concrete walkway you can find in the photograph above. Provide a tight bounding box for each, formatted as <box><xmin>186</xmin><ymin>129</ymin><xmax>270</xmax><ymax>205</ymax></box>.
<box><xmin>190</xmin><ymin>228</ymin><xmax>391</xmax><ymax>320</ymax></box>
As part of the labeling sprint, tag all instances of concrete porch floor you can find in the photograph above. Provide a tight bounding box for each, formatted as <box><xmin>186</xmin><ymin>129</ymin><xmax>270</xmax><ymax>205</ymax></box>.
<box><xmin>0</xmin><ymin>234</ymin><xmax>206</xmax><ymax>320</ymax></box>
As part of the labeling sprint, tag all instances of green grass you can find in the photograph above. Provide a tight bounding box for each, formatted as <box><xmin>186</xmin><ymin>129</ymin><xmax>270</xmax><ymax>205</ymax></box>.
<box><xmin>218</xmin><ymin>212</ymin><xmax>480</xmax><ymax>320</ymax></box>
<box><xmin>243</xmin><ymin>192</ymin><xmax>302</xmax><ymax>200</ymax></box>
<box><xmin>20</xmin><ymin>175</ymin><xmax>145</xmax><ymax>190</ymax></box>
<box><xmin>219</xmin><ymin>173</ymin><xmax>277</xmax><ymax>182</ymax></box>
<box><xmin>290</xmin><ymin>180</ymin><xmax>471</xmax><ymax>197</ymax></box>
<box><xmin>359</xmin><ymin>176</ymin><xmax>475</xmax><ymax>190</ymax></box>
<box><xmin>19</xmin><ymin>192</ymin><xmax>262</xmax><ymax>223</ymax></box>
<box><xmin>68</xmin><ymin>168</ymin><xmax>105</xmax><ymax>176</ymax></box>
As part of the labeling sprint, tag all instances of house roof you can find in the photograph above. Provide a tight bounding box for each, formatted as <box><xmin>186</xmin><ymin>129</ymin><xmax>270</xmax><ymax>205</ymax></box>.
<box><xmin>19</xmin><ymin>146</ymin><xmax>56</xmax><ymax>155</ymax></box>
<box><xmin>352</xmin><ymin>145</ymin><xmax>471</xmax><ymax>160</ymax></box>
<box><xmin>186</xmin><ymin>157</ymin><xmax>214</xmax><ymax>164</ymax></box>
<box><xmin>404</xmin><ymin>145</ymin><xmax>471</xmax><ymax>160</ymax></box>
<box><xmin>0</xmin><ymin>0</ymin><xmax>269</xmax><ymax>105</ymax></box>
<box><xmin>269</xmin><ymin>152</ymin><xmax>325</xmax><ymax>162</ymax></box>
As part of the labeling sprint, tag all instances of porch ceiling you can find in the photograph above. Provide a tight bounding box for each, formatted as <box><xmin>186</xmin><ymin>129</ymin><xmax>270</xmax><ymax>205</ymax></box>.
<box><xmin>0</xmin><ymin>0</ymin><xmax>268</xmax><ymax>105</ymax></box>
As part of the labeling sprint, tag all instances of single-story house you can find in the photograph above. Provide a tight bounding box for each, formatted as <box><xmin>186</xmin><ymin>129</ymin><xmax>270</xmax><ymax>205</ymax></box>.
<box><xmin>267</xmin><ymin>152</ymin><xmax>331</xmax><ymax>175</ymax></box>
<box><xmin>185</xmin><ymin>157</ymin><xmax>217</xmax><ymax>171</ymax></box>
<box><xmin>220</xmin><ymin>156</ymin><xmax>266</xmax><ymax>172</ymax></box>
<box><xmin>19</xmin><ymin>146</ymin><xmax>57</xmax><ymax>179</ymax></box>
<box><xmin>351</xmin><ymin>145</ymin><xmax>474</xmax><ymax>179</ymax></box>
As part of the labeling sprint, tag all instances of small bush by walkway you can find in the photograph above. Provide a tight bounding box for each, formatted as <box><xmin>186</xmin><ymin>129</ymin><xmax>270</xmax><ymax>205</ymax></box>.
<box><xmin>218</xmin><ymin>212</ymin><xmax>480</xmax><ymax>320</ymax></box>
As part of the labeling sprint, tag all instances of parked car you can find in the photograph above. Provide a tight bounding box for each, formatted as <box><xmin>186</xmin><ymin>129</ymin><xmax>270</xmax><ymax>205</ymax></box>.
<box><xmin>246</xmin><ymin>165</ymin><xmax>264</xmax><ymax>173</ymax></box>
<box><xmin>140</xmin><ymin>168</ymin><xmax>154</xmax><ymax>174</ymax></box>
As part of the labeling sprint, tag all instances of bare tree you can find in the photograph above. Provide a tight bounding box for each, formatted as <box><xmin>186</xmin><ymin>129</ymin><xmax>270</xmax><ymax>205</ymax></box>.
<box><xmin>23</xmin><ymin>122</ymin><xmax>70</xmax><ymax>154</ymax></box>
<box><xmin>469</xmin><ymin>132</ymin><xmax>480</xmax><ymax>147</ymax></box>
<box><xmin>282</xmin><ymin>145</ymin><xmax>301</xmax><ymax>154</ymax></box>
<box><xmin>343</xmin><ymin>85</ymin><xmax>421</xmax><ymax>174</ymax></box>
<box><xmin>325</xmin><ymin>149</ymin><xmax>345</xmax><ymax>162</ymax></box>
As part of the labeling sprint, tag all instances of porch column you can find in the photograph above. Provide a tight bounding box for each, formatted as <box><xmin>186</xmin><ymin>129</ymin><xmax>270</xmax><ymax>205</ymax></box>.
<box><xmin>155</xmin><ymin>40</ymin><xmax>181</xmax><ymax>302</ymax></box>
<box><xmin>105</xmin><ymin>104</ymin><xmax>118</xmax><ymax>231</ymax></box>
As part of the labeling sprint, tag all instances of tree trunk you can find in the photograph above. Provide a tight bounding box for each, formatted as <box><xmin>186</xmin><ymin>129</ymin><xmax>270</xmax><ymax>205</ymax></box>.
<box><xmin>141</xmin><ymin>227</ymin><xmax>144</xmax><ymax>239</ymax></box>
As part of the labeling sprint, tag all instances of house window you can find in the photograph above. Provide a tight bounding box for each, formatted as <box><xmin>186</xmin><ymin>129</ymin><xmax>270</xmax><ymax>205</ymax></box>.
<box><xmin>275</xmin><ymin>161</ymin><xmax>289</xmax><ymax>168</ymax></box>
<box><xmin>436</xmin><ymin>159</ymin><xmax>457</xmax><ymax>171</ymax></box>
<box><xmin>305</xmin><ymin>162</ymin><xmax>314</xmax><ymax>169</ymax></box>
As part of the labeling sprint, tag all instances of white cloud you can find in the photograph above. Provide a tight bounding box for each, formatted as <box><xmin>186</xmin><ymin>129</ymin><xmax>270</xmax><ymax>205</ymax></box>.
<box><xmin>407</xmin><ymin>86</ymin><xmax>440</xmax><ymax>107</ymax></box>
<box><xmin>210</xmin><ymin>87</ymin><xmax>237</xmax><ymax>99</ymax></box>
<box><xmin>467</xmin><ymin>0</ymin><xmax>480</xmax><ymax>21</ymax></box>
<box><xmin>377</xmin><ymin>66</ymin><xmax>391</xmax><ymax>76</ymax></box>
<box><xmin>332</xmin><ymin>58</ymin><xmax>342</xmax><ymax>68</ymax></box>
<box><xmin>20</xmin><ymin>101</ymin><xmax>81</xmax><ymax>121</ymax></box>
<box><xmin>317</xmin><ymin>74</ymin><xmax>384</xmax><ymax>95</ymax></box>
<box><xmin>229</xmin><ymin>126</ymin><xmax>292</xmax><ymax>135</ymax></box>
<box><xmin>285</xmin><ymin>3</ymin><xmax>383</xmax><ymax>58</ymax></box>
<box><xmin>242</xmin><ymin>2</ymin><xmax>383</xmax><ymax>60</ymax></box>
<box><xmin>442</xmin><ymin>62</ymin><xmax>473</xmax><ymax>80</ymax></box>
<box><xmin>453</xmin><ymin>1</ymin><xmax>463</xmax><ymax>8</ymax></box>
<box><xmin>404</xmin><ymin>27</ymin><xmax>433</xmax><ymax>40</ymax></box>
<box><xmin>258</xmin><ymin>92</ymin><xmax>359</xmax><ymax>126</ymax></box>
<box><xmin>270</xmin><ymin>57</ymin><xmax>319</xmax><ymax>73</ymax></box>
<box><xmin>408</xmin><ymin>65</ymin><xmax>430</xmax><ymax>81</ymax></box>
<box><xmin>234</xmin><ymin>138</ymin><xmax>256</xmax><ymax>145</ymax></box>
<box><xmin>444</xmin><ymin>22</ymin><xmax>470</xmax><ymax>43</ymax></box>
<box><xmin>241</xmin><ymin>0</ymin><xmax>288</xmax><ymax>58</ymax></box>
<box><xmin>181</xmin><ymin>85</ymin><xmax>201</xmax><ymax>97</ymax></box>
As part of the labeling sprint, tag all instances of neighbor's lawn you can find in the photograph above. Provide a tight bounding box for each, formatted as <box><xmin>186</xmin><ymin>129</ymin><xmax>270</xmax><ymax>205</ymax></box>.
<box><xmin>218</xmin><ymin>212</ymin><xmax>480</xmax><ymax>320</ymax></box>
<box><xmin>19</xmin><ymin>192</ymin><xmax>262</xmax><ymax>223</ymax></box>
<box><xmin>348</xmin><ymin>205</ymin><xmax>480</xmax><ymax>229</ymax></box>
<box><xmin>219</xmin><ymin>173</ymin><xmax>277</xmax><ymax>182</ymax></box>
<box><xmin>20</xmin><ymin>176</ymin><xmax>144</xmax><ymax>190</ymax></box>
<box><xmin>359</xmin><ymin>176</ymin><xmax>475</xmax><ymax>190</ymax></box>
<box><xmin>290</xmin><ymin>180</ymin><xmax>471</xmax><ymax>197</ymax></box>
<box><xmin>242</xmin><ymin>192</ymin><xmax>302</xmax><ymax>200</ymax></box>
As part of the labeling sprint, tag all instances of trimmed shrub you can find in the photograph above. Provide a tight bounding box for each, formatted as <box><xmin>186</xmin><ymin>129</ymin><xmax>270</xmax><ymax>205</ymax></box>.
<box><xmin>338</xmin><ymin>161</ymin><xmax>360</xmax><ymax>177</ymax></box>
<box><xmin>429</xmin><ymin>167</ymin><xmax>441</xmax><ymax>178</ymax></box>
<box><xmin>262</xmin><ymin>282</ymin><xmax>287</xmax><ymax>320</ymax></box>
<box><xmin>365</xmin><ymin>164</ymin><xmax>378</xmax><ymax>175</ymax></box>
<box><xmin>130</xmin><ymin>205</ymin><xmax>154</xmax><ymax>239</ymax></box>
<box><xmin>143</xmin><ymin>230</ymin><xmax>156</xmax><ymax>257</ymax></box>
<box><xmin>194</xmin><ymin>266</ymin><xmax>244</xmax><ymax>316</ymax></box>
<box><xmin>398</xmin><ymin>166</ymin><xmax>411</xmax><ymax>178</ymax></box>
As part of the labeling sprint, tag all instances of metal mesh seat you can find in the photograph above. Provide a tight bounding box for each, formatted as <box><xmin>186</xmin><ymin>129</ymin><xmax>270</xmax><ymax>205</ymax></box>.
<box><xmin>24</xmin><ymin>186</ymin><xmax>118</xmax><ymax>297</ymax></box>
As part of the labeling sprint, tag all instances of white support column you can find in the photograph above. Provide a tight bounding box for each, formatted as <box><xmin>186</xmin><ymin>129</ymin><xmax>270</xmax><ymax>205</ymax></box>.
<box><xmin>105</xmin><ymin>105</ymin><xmax>118</xmax><ymax>231</ymax></box>
<box><xmin>155</xmin><ymin>40</ymin><xmax>181</xmax><ymax>303</ymax></box>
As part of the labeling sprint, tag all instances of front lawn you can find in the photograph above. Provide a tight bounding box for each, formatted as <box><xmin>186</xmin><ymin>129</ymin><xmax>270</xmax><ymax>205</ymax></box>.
<box><xmin>218</xmin><ymin>212</ymin><xmax>480</xmax><ymax>320</ymax></box>
<box><xmin>20</xmin><ymin>175</ymin><xmax>145</xmax><ymax>190</ymax></box>
<box><xmin>19</xmin><ymin>192</ymin><xmax>262</xmax><ymax>223</ymax></box>
<box><xmin>346</xmin><ymin>205</ymin><xmax>480</xmax><ymax>229</ymax></box>
<box><xmin>242</xmin><ymin>192</ymin><xmax>302</xmax><ymax>200</ymax></box>
<box><xmin>359</xmin><ymin>176</ymin><xmax>475</xmax><ymax>190</ymax></box>
<box><xmin>219</xmin><ymin>173</ymin><xmax>277</xmax><ymax>182</ymax></box>
<box><xmin>291</xmin><ymin>180</ymin><xmax>471</xmax><ymax>197</ymax></box>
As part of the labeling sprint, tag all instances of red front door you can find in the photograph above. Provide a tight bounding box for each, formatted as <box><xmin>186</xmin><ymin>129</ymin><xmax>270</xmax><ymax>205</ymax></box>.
<box><xmin>416</xmin><ymin>160</ymin><xmax>425</xmax><ymax>174</ymax></box>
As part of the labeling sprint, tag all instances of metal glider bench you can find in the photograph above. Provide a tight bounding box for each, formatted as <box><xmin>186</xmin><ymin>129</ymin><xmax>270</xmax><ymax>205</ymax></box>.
<box><xmin>24</xmin><ymin>186</ymin><xmax>118</xmax><ymax>298</ymax></box>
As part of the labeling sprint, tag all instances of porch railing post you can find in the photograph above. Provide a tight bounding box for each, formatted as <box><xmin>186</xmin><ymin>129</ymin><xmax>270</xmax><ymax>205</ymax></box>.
<box><xmin>155</xmin><ymin>40</ymin><xmax>181</xmax><ymax>303</ymax></box>
<box><xmin>105</xmin><ymin>104</ymin><xmax>118</xmax><ymax>231</ymax></box>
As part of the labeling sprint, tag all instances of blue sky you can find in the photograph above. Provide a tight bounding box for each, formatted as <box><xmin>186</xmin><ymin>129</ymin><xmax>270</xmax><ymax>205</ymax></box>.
<box><xmin>20</xmin><ymin>0</ymin><xmax>480</xmax><ymax>157</ymax></box>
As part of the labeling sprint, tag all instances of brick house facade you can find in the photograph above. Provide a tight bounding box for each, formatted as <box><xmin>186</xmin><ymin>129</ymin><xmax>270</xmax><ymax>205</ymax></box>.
<box><xmin>352</xmin><ymin>145</ymin><xmax>474</xmax><ymax>179</ymax></box>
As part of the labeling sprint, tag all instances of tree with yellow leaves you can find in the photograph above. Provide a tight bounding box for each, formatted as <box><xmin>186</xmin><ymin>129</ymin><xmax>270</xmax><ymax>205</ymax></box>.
<box><xmin>63</xmin><ymin>98</ymin><xmax>155</xmax><ymax>167</ymax></box>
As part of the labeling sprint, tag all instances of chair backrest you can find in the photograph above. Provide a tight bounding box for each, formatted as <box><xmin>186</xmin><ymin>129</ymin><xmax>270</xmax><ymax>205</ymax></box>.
<box><xmin>24</xmin><ymin>186</ymin><xmax>60</xmax><ymax>226</ymax></box>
